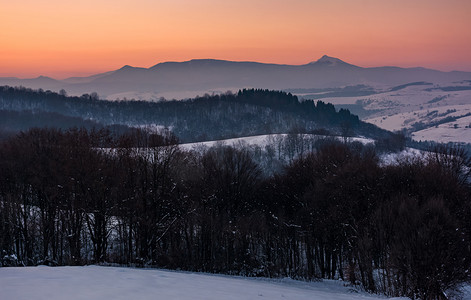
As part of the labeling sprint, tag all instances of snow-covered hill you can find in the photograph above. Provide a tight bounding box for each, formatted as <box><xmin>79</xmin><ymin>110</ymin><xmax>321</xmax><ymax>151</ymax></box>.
<box><xmin>0</xmin><ymin>266</ymin><xmax>407</xmax><ymax>300</ymax></box>
<box><xmin>178</xmin><ymin>134</ymin><xmax>426</xmax><ymax>167</ymax></box>
<box><xmin>317</xmin><ymin>81</ymin><xmax>471</xmax><ymax>143</ymax></box>
<box><xmin>178</xmin><ymin>134</ymin><xmax>374</xmax><ymax>151</ymax></box>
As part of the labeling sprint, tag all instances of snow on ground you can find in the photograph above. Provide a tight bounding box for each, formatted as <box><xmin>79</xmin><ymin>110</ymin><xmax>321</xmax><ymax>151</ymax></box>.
<box><xmin>365</xmin><ymin>104</ymin><xmax>471</xmax><ymax>132</ymax></box>
<box><xmin>379</xmin><ymin>148</ymin><xmax>425</xmax><ymax>165</ymax></box>
<box><xmin>306</xmin><ymin>82</ymin><xmax>471</xmax><ymax>143</ymax></box>
<box><xmin>412</xmin><ymin>115</ymin><xmax>471</xmax><ymax>143</ymax></box>
<box><xmin>180</xmin><ymin>136</ymin><xmax>434</xmax><ymax>168</ymax></box>
<box><xmin>179</xmin><ymin>134</ymin><xmax>374</xmax><ymax>151</ymax></box>
<box><xmin>458</xmin><ymin>285</ymin><xmax>471</xmax><ymax>300</ymax></box>
<box><xmin>0</xmin><ymin>266</ymin><xmax>405</xmax><ymax>300</ymax></box>
<box><xmin>179</xmin><ymin>134</ymin><xmax>278</xmax><ymax>150</ymax></box>
<box><xmin>320</xmin><ymin>84</ymin><xmax>466</xmax><ymax>110</ymax></box>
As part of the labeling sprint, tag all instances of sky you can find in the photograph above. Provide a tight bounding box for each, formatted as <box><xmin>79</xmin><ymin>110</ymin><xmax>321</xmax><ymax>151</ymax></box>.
<box><xmin>1</xmin><ymin>0</ymin><xmax>470</xmax><ymax>78</ymax></box>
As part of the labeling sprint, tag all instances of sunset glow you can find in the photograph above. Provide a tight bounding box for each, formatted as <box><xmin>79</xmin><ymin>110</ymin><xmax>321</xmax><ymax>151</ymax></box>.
<box><xmin>1</xmin><ymin>0</ymin><xmax>470</xmax><ymax>78</ymax></box>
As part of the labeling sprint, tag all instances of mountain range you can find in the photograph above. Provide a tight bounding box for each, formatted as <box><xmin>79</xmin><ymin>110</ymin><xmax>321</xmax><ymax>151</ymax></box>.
<box><xmin>1</xmin><ymin>55</ymin><xmax>470</xmax><ymax>100</ymax></box>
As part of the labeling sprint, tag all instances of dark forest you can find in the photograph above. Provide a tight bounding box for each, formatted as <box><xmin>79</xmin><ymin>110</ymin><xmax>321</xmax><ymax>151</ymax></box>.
<box><xmin>1</xmin><ymin>127</ymin><xmax>470</xmax><ymax>299</ymax></box>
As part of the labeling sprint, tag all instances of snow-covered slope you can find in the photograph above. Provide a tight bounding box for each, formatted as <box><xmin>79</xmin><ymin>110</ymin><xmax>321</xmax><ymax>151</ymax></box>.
<box><xmin>178</xmin><ymin>134</ymin><xmax>426</xmax><ymax>167</ymax></box>
<box><xmin>317</xmin><ymin>82</ymin><xmax>471</xmax><ymax>143</ymax></box>
<box><xmin>411</xmin><ymin>114</ymin><xmax>471</xmax><ymax>143</ymax></box>
<box><xmin>0</xmin><ymin>266</ymin><xmax>406</xmax><ymax>300</ymax></box>
<box><xmin>178</xmin><ymin>134</ymin><xmax>374</xmax><ymax>151</ymax></box>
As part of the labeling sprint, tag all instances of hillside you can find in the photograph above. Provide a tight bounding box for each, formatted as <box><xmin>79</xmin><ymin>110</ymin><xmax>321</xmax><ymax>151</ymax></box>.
<box><xmin>316</xmin><ymin>81</ymin><xmax>471</xmax><ymax>143</ymax></box>
<box><xmin>0</xmin><ymin>86</ymin><xmax>394</xmax><ymax>143</ymax></box>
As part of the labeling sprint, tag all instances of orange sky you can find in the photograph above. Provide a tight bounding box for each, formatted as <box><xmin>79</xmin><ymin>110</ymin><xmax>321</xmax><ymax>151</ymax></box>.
<box><xmin>1</xmin><ymin>0</ymin><xmax>470</xmax><ymax>78</ymax></box>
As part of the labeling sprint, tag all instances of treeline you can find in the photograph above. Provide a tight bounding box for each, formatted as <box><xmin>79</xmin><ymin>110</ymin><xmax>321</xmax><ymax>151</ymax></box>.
<box><xmin>0</xmin><ymin>86</ymin><xmax>390</xmax><ymax>142</ymax></box>
<box><xmin>1</xmin><ymin>128</ymin><xmax>470</xmax><ymax>299</ymax></box>
<box><xmin>0</xmin><ymin>109</ymin><xmax>133</xmax><ymax>137</ymax></box>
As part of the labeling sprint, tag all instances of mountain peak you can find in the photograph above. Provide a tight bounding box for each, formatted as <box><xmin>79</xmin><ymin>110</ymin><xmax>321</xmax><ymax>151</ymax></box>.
<box><xmin>114</xmin><ymin>65</ymin><xmax>149</xmax><ymax>73</ymax></box>
<box><xmin>119</xmin><ymin>65</ymin><xmax>134</xmax><ymax>70</ymax></box>
<box><xmin>310</xmin><ymin>55</ymin><xmax>347</xmax><ymax>66</ymax></box>
<box><xmin>36</xmin><ymin>75</ymin><xmax>53</xmax><ymax>80</ymax></box>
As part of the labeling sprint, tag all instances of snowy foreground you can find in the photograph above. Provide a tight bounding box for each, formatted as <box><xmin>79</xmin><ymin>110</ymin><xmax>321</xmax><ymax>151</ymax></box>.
<box><xmin>0</xmin><ymin>266</ymin><xmax>406</xmax><ymax>300</ymax></box>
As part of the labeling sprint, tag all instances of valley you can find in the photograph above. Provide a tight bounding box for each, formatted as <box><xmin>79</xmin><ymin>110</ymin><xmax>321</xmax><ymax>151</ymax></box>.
<box><xmin>303</xmin><ymin>80</ymin><xmax>471</xmax><ymax>143</ymax></box>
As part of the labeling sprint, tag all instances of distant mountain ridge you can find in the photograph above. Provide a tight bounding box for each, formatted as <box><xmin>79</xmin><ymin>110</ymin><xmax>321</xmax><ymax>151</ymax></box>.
<box><xmin>1</xmin><ymin>55</ymin><xmax>470</xmax><ymax>100</ymax></box>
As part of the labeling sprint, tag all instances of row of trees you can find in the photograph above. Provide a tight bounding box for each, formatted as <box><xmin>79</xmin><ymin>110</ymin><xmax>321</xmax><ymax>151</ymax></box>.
<box><xmin>1</xmin><ymin>128</ymin><xmax>470</xmax><ymax>299</ymax></box>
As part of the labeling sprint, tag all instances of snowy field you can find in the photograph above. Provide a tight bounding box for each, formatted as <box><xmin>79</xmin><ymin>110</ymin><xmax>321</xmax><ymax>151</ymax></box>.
<box><xmin>309</xmin><ymin>82</ymin><xmax>471</xmax><ymax>143</ymax></box>
<box><xmin>0</xmin><ymin>266</ymin><xmax>406</xmax><ymax>300</ymax></box>
<box><xmin>412</xmin><ymin>114</ymin><xmax>471</xmax><ymax>143</ymax></box>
